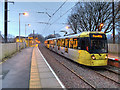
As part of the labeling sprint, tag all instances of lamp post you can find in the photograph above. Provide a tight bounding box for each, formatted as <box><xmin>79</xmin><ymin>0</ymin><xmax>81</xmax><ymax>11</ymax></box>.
<box><xmin>65</xmin><ymin>26</ymin><xmax>70</xmax><ymax>29</ymax></box>
<box><xmin>19</xmin><ymin>12</ymin><xmax>28</xmax><ymax>51</ymax></box>
<box><xmin>25</xmin><ymin>24</ymin><xmax>31</xmax><ymax>37</ymax></box>
<box><xmin>25</xmin><ymin>24</ymin><xmax>30</xmax><ymax>47</ymax></box>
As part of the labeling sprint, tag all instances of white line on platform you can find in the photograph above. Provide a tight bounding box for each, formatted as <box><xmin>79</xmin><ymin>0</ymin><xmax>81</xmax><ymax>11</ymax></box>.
<box><xmin>37</xmin><ymin>47</ymin><xmax>66</xmax><ymax>89</ymax></box>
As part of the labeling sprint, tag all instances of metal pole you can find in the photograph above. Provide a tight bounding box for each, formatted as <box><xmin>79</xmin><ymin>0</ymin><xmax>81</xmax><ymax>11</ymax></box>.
<box><xmin>33</xmin><ymin>30</ymin><xmax>34</xmax><ymax>45</ymax></box>
<box><xmin>25</xmin><ymin>24</ymin><xmax>26</xmax><ymax>38</ymax></box>
<box><xmin>54</xmin><ymin>31</ymin><xmax>55</xmax><ymax>35</ymax></box>
<box><xmin>25</xmin><ymin>24</ymin><xmax>26</xmax><ymax>47</ymax></box>
<box><xmin>33</xmin><ymin>30</ymin><xmax>34</xmax><ymax>38</ymax></box>
<box><xmin>28</xmin><ymin>37</ymin><xmax>29</xmax><ymax>47</ymax></box>
<box><xmin>19</xmin><ymin>13</ymin><xmax>21</xmax><ymax>51</ymax></box>
<box><xmin>112</xmin><ymin>1</ymin><xmax>115</xmax><ymax>44</ymax></box>
<box><xmin>4</xmin><ymin>0</ymin><xmax>8</xmax><ymax>43</ymax></box>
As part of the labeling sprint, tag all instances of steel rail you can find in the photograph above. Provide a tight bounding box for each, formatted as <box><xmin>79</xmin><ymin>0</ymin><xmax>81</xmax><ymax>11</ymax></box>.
<box><xmin>44</xmin><ymin>48</ymin><xmax>96</xmax><ymax>89</ymax></box>
<box><xmin>93</xmin><ymin>70</ymin><xmax>120</xmax><ymax>85</ymax></box>
<box><xmin>54</xmin><ymin>57</ymin><xmax>96</xmax><ymax>89</ymax></box>
<box><xmin>105</xmin><ymin>68</ymin><xmax>120</xmax><ymax>75</ymax></box>
<box><xmin>41</xmin><ymin>45</ymin><xmax>120</xmax><ymax>88</ymax></box>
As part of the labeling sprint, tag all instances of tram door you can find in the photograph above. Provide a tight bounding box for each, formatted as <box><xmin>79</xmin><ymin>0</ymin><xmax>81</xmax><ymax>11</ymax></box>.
<box><xmin>65</xmin><ymin>39</ymin><xmax>69</xmax><ymax>53</ymax></box>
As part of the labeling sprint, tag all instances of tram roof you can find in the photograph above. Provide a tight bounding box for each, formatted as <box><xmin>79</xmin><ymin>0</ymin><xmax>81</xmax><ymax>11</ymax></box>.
<box><xmin>46</xmin><ymin>31</ymin><xmax>105</xmax><ymax>40</ymax></box>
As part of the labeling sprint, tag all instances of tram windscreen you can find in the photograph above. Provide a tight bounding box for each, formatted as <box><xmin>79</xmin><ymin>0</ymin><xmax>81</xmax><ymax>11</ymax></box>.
<box><xmin>90</xmin><ymin>34</ymin><xmax>108</xmax><ymax>53</ymax></box>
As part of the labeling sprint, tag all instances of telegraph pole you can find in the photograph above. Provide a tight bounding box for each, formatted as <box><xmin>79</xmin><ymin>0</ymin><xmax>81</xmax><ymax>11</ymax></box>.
<box><xmin>33</xmin><ymin>30</ymin><xmax>35</xmax><ymax>45</ymax></box>
<box><xmin>33</xmin><ymin>30</ymin><xmax>34</xmax><ymax>38</ymax></box>
<box><xmin>112</xmin><ymin>0</ymin><xmax>115</xmax><ymax>44</ymax></box>
<box><xmin>4</xmin><ymin>0</ymin><xmax>8</xmax><ymax>43</ymax></box>
<box><xmin>54</xmin><ymin>31</ymin><xmax>55</xmax><ymax>36</ymax></box>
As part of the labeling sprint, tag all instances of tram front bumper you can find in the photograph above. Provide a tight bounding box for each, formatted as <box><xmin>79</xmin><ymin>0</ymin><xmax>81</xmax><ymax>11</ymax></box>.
<box><xmin>91</xmin><ymin>60</ymin><xmax>108</xmax><ymax>66</ymax></box>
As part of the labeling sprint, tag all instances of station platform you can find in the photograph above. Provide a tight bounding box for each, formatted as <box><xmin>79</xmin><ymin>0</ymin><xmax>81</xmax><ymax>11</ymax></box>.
<box><xmin>29</xmin><ymin>46</ymin><xmax>65</xmax><ymax>88</ymax></box>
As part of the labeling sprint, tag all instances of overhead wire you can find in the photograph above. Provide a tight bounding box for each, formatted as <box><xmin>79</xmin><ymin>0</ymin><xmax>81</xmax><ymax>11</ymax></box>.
<box><xmin>52</xmin><ymin>0</ymin><xmax>68</xmax><ymax>16</ymax></box>
<box><xmin>8</xmin><ymin>20</ymin><xmax>66</xmax><ymax>25</ymax></box>
<box><xmin>47</xmin><ymin>2</ymin><xmax>79</xmax><ymax>30</ymax></box>
<box><xmin>43</xmin><ymin>0</ymin><xmax>68</xmax><ymax>32</ymax></box>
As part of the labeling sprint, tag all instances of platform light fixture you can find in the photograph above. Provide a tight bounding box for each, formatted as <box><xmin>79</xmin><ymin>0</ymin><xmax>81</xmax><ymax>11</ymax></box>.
<box><xmin>19</xmin><ymin>12</ymin><xmax>28</xmax><ymax>51</ymax></box>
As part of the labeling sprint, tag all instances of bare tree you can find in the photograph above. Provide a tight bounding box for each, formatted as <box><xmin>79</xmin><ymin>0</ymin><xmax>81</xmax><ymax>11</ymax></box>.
<box><xmin>67</xmin><ymin>2</ymin><xmax>120</xmax><ymax>33</ymax></box>
<box><xmin>28</xmin><ymin>33</ymin><xmax>45</xmax><ymax>43</ymax></box>
<box><xmin>68</xmin><ymin>14</ymin><xmax>78</xmax><ymax>34</ymax></box>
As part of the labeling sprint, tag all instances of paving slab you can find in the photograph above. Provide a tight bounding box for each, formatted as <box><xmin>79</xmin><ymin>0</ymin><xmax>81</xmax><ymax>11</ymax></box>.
<box><xmin>40</xmin><ymin>78</ymin><xmax>61</xmax><ymax>88</ymax></box>
<box><xmin>29</xmin><ymin>46</ymin><xmax>64</xmax><ymax>88</ymax></box>
<box><xmin>2</xmin><ymin>47</ymin><xmax>33</xmax><ymax>88</ymax></box>
<box><xmin>39</xmin><ymin>72</ymin><xmax>55</xmax><ymax>79</ymax></box>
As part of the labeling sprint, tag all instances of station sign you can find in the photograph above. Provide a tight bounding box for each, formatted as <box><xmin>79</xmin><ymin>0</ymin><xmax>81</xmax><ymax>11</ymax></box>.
<box><xmin>92</xmin><ymin>35</ymin><xmax>102</xmax><ymax>38</ymax></box>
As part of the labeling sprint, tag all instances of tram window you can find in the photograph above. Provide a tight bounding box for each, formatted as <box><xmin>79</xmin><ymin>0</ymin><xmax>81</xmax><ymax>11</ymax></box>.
<box><xmin>65</xmin><ymin>39</ymin><xmax>69</xmax><ymax>48</ymax></box>
<box><xmin>52</xmin><ymin>40</ymin><xmax>55</xmax><ymax>47</ymax></box>
<box><xmin>44</xmin><ymin>41</ymin><xmax>47</xmax><ymax>44</ymax></box>
<box><xmin>81</xmin><ymin>39</ymin><xmax>86</xmax><ymax>50</ymax></box>
<box><xmin>60</xmin><ymin>39</ymin><xmax>62</xmax><ymax>46</ymax></box>
<box><xmin>53</xmin><ymin>40</ymin><xmax>55</xmax><ymax>45</ymax></box>
<box><xmin>90</xmin><ymin>39</ymin><xmax>107</xmax><ymax>53</ymax></box>
<box><xmin>85</xmin><ymin>39</ymin><xmax>90</xmax><ymax>51</ymax></box>
<box><xmin>60</xmin><ymin>39</ymin><xmax>65</xmax><ymax>47</ymax></box>
<box><xmin>57</xmin><ymin>40</ymin><xmax>60</xmax><ymax>46</ymax></box>
<box><xmin>73</xmin><ymin>38</ymin><xmax>78</xmax><ymax>49</ymax></box>
<box><xmin>48</xmin><ymin>41</ymin><xmax>49</xmax><ymax>44</ymax></box>
<box><xmin>69</xmin><ymin>38</ymin><xmax>73</xmax><ymax>48</ymax></box>
<box><xmin>80</xmin><ymin>38</ymin><xmax>90</xmax><ymax>51</ymax></box>
<box><xmin>50</xmin><ymin>40</ymin><xmax>52</xmax><ymax>45</ymax></box>
<box><xmin>77</xmin><ymin>38</ymin><xmax>81</xmax><ymax>50</ymax></box>
<box><xmin>54</xmin><ymin>40</ymin><xmax>56</xmax><ymax>45</ymax></box>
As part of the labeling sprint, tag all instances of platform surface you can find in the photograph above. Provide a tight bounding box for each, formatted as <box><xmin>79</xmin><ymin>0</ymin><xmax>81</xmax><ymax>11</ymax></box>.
<box><xmin>29</xmin><ymin>46</ymin><xmax>64</xmax><ymax>88</ymax></box>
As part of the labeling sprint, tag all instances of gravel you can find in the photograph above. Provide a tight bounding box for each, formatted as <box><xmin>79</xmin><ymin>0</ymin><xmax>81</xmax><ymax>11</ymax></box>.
<box><xmin>39</xmin><ymin>44</ymin><xmax>120</xmax><ymax>88</ymax></box>
<box><xmin>95</xmin><ymin>69</ymin><xmax>119</xmax><ymax>83</ymax></box>
<box><xmin>39</xmin><ymin>44</ymin><xmax>92</xmax><ymax>88</ymax></box>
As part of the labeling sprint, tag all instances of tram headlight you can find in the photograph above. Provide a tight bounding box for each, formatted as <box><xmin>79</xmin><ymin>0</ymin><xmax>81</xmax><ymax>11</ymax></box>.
<box><xmin>105</xmin><ymin>55</ymin><xmax>108</xmax><ymax>59</ymax></box>
<box><xmin>91</xmin><ymin>55</ymin><xmax>96</xmax><ymax>60</ymax></box>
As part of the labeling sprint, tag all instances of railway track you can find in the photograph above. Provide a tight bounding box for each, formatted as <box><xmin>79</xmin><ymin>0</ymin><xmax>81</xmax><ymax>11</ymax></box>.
<box><xmin>93</xmin><ymin>70</ymin><xmax>120</xmax><ymax>84</ymax></box>
<box><xmin>42</xmin><ymin>46</ymin><xmax>96</xmax><ymax>89</ymax></box>
<box><xmin>91</xmin><ymin>65</ymin><xmax>120</xmax><ymax>84</ymax></box>
<box><xmin>73</xmin><ymin>63</ymin><xmax>120</xmax><ymax>86</ymax></box>
<box><xmin>53</xmin><ymin>50</ymin><xmax>120</xmax><ymax>86</ymax></box>
<box><xmin>105</xmin><ymin>66</ymin><xmax>120</xmax><ymax>75</ymax></box>
<box><xmin>39</xmin><ymin>45</ymin><xmax>120</xmax><ymax>88</ymax></box>
<box><xmin>50</xmin><ymin>48</ymin><xmax>120</xmax><ymax>87</ymax></box>
<box><xmin>53</xmin><ymin>56</ymin><xmax>96</xmax><ymax>89</ymax></box>
<box><xmin>76</xmin><ymin>64</ymin><xmax>120</xmax><ymax>86</ymax></box>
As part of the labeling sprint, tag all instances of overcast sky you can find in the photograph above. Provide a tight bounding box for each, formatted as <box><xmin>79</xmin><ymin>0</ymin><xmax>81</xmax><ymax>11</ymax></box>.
<box><xmin>0</xmin><ymin>1</ymin><xmax>78</xmax><ymax>37</ymax></box>
<box><xmin>0</xmin><ymin>0</ymin><xmax>119</xmax><ymax>37</ymax></box>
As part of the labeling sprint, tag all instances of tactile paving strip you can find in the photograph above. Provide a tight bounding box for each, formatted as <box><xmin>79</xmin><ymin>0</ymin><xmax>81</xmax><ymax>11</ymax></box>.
<box><xmin>29</xmin><ymin>48</ymin><xmax>41</xmax><ymax>88</ymax></box>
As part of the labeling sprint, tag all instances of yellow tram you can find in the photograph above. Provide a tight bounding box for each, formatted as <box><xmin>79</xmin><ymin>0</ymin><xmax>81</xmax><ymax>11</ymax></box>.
<box><xmin>44</xmin><ymin>31</ymin><xmax>108</xmax><ymax>66</ymax></box>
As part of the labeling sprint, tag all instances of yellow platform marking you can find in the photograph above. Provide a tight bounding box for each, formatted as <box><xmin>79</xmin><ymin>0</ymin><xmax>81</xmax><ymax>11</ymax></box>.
<box><xmin>29</xmin><ymin>47</ymin><xmax>41</xmax><ymax>88</ymax></box>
